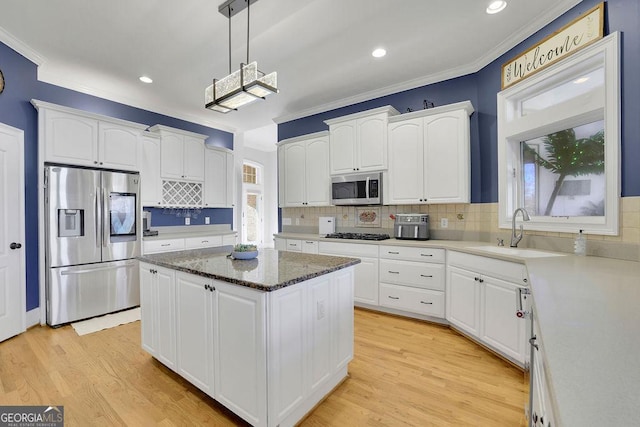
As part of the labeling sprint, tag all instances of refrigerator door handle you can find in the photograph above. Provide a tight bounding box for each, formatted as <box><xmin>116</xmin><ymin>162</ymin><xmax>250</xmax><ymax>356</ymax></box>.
<box><xmin>95</xmin><ymin>187</ymin><xmax>101</xmax><ymax>248</ymax></box>
<box><xmin>103</xmin><ymin>187</ymin><xmax>109</xmax><ymax>248</ymax></box>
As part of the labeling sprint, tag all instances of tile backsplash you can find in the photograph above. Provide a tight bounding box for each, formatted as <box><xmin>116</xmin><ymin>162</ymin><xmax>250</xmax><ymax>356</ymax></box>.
<box><xmin>281</xmin><ymin>196</ymin><xmax>640</xmax><ymax>262</ymax></box>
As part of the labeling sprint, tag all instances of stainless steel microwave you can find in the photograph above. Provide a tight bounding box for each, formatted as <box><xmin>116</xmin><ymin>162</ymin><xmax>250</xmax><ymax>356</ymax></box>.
<box><xmin>331</xmin><ymin>172</ymin><xmax>382</xmax><ymax>206</ymax></box>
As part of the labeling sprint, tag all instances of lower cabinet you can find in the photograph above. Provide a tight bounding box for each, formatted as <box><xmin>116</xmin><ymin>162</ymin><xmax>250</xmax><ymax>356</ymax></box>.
<box><xmin>176</xmin><ymin>272</ymin><xmax>215</xmax><ymax>396</ymax></box>
<box><xmin>139</xmin><ymin>262</ymin><xmax>354</xmax><ymax>427</ymax></box>
<box><xmin>378</xmin><ymin>246</ymin><xmax>445</xmax><ymax>319</ymax></box>
<box><xmin>530</xmin><ymin>319</ymin><xmax>557</xmax><ymax>426</ymax></box>
<box><xmin>214</xmin><ymin>280</ymin><xmax>267</xmax><ymax>426</ymax></box>
<box><xmin>140</xmin><ymin>265</ymin><xmax>177</xmax><ymax>370</ymax></box>
<box><xmin>447</xmin><ymin>251</ymin><xmax>528</xmax><ymax>365</ymax></box>
<box><xmin>319</xmin><ymin>241</ymin><xmax>379</xmax><ymax>306</ymax></box>
<box><xmin>143</xmin><ymin>233</ymin><xmax>237</xmax><ymax>254</ymax></box>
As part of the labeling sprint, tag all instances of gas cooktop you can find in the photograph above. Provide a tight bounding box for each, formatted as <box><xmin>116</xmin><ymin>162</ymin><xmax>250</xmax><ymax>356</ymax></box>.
<box><xmin>325</xmin><ymin>232</ymin><xmax>391</xmax><ymax>241</ymax></box>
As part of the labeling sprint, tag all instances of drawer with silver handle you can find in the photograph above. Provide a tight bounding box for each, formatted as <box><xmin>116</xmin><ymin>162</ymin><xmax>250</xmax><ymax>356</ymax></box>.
<box><xmin>379</xmin><ymin>283</ymin><xmax>444</xmax><ymax>318</ymax></box>
<box><xmin>379</xmin><ymin>259</ymin><xmax>445</xmax><ymax>291</ymax></box>
<box><xmin>379</xmin><ymin>245</ymin><xmax>445</xmax><ymax>263</ymax></box>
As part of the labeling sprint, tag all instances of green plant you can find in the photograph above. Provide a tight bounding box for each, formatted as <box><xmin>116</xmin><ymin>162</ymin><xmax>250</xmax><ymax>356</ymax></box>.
<box><xmin>524</xmin><ymin>128</ymin><xmax>604</xmax><ymax>215</ymax></box>
<box><xmin>233</xmin><ymin>243</ymin><xmax>258</xmax><ymax>252</ymax></box>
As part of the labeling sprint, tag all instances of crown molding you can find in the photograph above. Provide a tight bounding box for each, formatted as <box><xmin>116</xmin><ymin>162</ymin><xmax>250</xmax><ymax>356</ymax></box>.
<box><xmin>0</xmin><ymin>25</ymin><xmax>45</xmax><ymax>65</ymax></box>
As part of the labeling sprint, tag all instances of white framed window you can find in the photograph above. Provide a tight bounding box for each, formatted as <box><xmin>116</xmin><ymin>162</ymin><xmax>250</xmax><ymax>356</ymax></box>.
<box><xmin>497</xmin><ymin>32</ymin><xmax>620</xmax><ymax>235</ymax></box>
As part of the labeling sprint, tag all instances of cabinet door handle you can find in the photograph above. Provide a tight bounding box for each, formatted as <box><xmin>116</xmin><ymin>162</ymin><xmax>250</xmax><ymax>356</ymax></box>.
<box><xmin>387</xmin><ymin>251</ymin><xmax>400</xmax><ymax>255</ymax></box>
<box><xmin>479</xmin><ymin>278</ymin><xmax>484</xmax><ymax>283</ymax></box>
<box><xmin>529</xmin><ymin>335</ymin><xmax>539</xmax><ymax>350</ymax></box>
<box><xmin>420</xmin><ymin>254</ymin><xmax>433</xmax><ymax>257</ymax></box>
<box><xmin>204</xmin><ymin>284</ymin><xmax>210</xmax><ymax>291</ymax></box>
<box><xmin>420</xmin><ymin>301</ymin><xmax>433</xmax><ymax>305</ymax></box>
<box><xmin>474</xmin><ymin>277</ymin><xmax>480</xmax><ymax>281</ymax></box>
<box><xmin>388</xmin><ymin>296</ymin><xmax>399</xmax><ymax>300</ymax></box>
<box><xmin>305</xmin><ymin>241</ymin><xmax>314</xmax><ymax>244</ymax></box>
<box><xmin>161</xmin><ymin>243</ymin><xmax>171</xmax><ymax>247</ymax></box>
<box><xmin>388</xmin><ymin>271</ymin><xmax>400</xmax><ymax>274</ymax></box>
<box><xmin>201</xmin><ymin>240</ymin><xmax>209</xmax><ymax>243</ymax></box>
<box><xmin>420</xmin><ymin>274</ymin><xmax>433</xmax><ymax>278</ymax></box>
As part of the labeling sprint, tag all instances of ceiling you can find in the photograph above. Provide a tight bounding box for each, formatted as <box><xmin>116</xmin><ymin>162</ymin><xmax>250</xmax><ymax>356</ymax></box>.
<box><xmin>0</xmin><ymin>0</ymin><xmax>581</xmax><ymax>150</ymax></box>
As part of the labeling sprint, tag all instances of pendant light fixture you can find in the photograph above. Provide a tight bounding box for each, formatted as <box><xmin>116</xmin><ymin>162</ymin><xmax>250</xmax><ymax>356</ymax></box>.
<box><xmin>205</xmin><ymin>0</ymin><xmax>278</xmax><ymax>113</ymax></box>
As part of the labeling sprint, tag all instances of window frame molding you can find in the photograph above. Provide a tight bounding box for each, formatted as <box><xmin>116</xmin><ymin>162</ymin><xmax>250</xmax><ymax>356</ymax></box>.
<box><xmin>497</xmin><ymin>32</ymin><xmax>620</xmax><ymax>235</ymax></box>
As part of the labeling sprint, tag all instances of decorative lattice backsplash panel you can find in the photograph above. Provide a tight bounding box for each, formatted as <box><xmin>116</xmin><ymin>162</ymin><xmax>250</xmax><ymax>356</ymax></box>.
<box><xmin>162</xmin><ymin>180</ymin><xmax>203</xmax><ymax>207</ymax></box>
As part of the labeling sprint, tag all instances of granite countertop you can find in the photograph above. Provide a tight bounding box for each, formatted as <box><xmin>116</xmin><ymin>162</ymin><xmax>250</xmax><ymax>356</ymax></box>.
<box><xmin>526</xmin><ymin>256</ymin><xmax>640</xmax><ymax>427</ymax></box>
<box><xmin>138</xmin><ymin>247</ymin><xmax>361</xmax><ymax>292</ymax></box>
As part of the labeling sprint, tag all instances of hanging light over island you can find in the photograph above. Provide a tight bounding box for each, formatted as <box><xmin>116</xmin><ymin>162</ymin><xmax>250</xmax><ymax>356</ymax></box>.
<box><xmin>205</xmin><ymin>0</ymin><xmax>278</xmax><ymax>113</ymax></box>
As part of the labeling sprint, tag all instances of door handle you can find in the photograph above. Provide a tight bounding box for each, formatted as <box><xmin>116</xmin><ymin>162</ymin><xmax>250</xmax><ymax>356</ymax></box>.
<box><xmin>9</xmin><ymin>242</ymin><xmax>22</xmax><ymax>250</ymax></box>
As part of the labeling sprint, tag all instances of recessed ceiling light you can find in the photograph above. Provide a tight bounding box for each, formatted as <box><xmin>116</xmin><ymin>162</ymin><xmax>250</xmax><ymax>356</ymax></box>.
<box><xmin>139</xmin><ymin>76</ymin><xmax>153</xmax><ymax>84</ymax></box>
<box><xmin>372</xmin><ymin>48</ymin><xmax>387</xmax><ymax>58</ymax></box>
<box><xmin>573</xmin><ymin>77</ymin><xmax>590</xmax><ymax>84</ymax></box>
<box><xmin>486</xmin><ymin>1</ymin><xmax>507</xmax><ymax>14</ymax></box>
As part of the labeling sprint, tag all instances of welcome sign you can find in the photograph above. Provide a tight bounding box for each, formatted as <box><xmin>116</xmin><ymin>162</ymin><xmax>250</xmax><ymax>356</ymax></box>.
<box><xmin>501</xmin><ymin>3</ymin><xmax>604</xmax><ymax>89</ymax></box>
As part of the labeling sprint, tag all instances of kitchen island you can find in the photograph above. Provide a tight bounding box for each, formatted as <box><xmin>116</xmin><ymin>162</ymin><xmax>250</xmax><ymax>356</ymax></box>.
<box><xmin>138</xmin><ymin>247</ymin><xmax>359</xmax><ymax>427</ymax></box>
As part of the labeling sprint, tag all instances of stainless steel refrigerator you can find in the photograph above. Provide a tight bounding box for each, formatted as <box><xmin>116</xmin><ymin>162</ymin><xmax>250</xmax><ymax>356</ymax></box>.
<box><xmin>45</xmin><ymin>165</ymin><xmax>141</xmax><ymax>326</ymax></box>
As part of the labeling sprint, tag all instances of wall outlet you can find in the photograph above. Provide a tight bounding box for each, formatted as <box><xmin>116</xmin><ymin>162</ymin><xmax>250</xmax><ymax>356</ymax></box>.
<box><xmin>282</xmin><ymin>218</ymin><xmax>292</xmax><ymax>226</ymax></box>
<box><xmin>441</xmin><ymin>218</ymin><xmax>448</xmax><ymax>228</ymax></box>
<box><xmin>185</xmin><ymin>217</ymin><xmax>190</xmax><ymax>225</ymax></box>
<box><xmin>205</xmin><ymin>217</ymin><xmax>210</xmax><ymax>225</ymax></box>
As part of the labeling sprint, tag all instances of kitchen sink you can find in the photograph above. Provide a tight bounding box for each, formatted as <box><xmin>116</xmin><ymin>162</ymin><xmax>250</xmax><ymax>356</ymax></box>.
<box><xmin>467</xmin><ymin>246</ymin><xmax>567</xmax><ymax>258</ymax></box>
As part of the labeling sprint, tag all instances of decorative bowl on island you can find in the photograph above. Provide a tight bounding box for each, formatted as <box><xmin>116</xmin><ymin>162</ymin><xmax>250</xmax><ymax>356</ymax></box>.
<box><xmin>231</xmin><ymin>244</ymin><xmax>258</xmax><ymax>260</ymax></box>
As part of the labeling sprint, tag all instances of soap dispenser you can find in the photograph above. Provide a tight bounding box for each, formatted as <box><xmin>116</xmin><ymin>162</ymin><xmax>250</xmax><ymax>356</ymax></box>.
<box><xmin>574</xmin><ymin>229</ymin><xmax>586</xmax><ymax>256</ymax></box>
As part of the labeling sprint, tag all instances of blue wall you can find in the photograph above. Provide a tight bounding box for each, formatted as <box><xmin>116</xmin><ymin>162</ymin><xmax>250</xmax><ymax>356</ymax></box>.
<box><xmin>0</xmin><ymin>40</ymin><xmax>234</xmax><ymax>312</ymax></box>
<box><xmin>143</xmin><ymin>207</ymin><xmax>234</xmax><ymax>227</ymax></box>
<box><xmin>278</xmin><ymin>0</ymin><xmax>640</xmax><ymax>201</ymax></box>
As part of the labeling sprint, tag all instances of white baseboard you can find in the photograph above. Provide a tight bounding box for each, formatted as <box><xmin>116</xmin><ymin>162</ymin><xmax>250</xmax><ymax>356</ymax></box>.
<box><xmin>26</xmin><ymin>308</ymin><xmax>41</xmax><ymax>328</ymax></box>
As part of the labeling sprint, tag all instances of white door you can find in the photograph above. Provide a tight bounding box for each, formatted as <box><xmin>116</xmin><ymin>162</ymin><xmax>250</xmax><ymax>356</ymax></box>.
<box><xmin>446</xmin><ymin>266</ymin><xmax>480</xmax><ymax>337</ymax></box>
<box><xmin>242</xmin><ymin>190</ymin><xmax>263</xmax><ymax>246</ymax></box>
<box><xmin>176</xmin><ymin>272</ymin><xmax>214</xmax><ymax>396</ymax></box>
<box><xmin>0</xmin><ymin>123</ymin><xmax>26</xmax><ymax>342</ymax></box>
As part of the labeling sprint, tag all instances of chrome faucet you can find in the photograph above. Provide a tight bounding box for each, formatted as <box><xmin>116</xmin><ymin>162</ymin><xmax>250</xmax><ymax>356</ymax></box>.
<box><xmin>511</xmin><ymin>208</ymin><xmax>531</xmax><ymax>248</ymax></box>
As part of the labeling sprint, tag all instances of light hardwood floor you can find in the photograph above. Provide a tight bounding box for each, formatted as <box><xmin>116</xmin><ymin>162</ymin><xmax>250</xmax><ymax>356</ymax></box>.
<box><xmin>0</xmin><ymin>308</ymin><xmax>527</xmax><ymax>426</ymax></box>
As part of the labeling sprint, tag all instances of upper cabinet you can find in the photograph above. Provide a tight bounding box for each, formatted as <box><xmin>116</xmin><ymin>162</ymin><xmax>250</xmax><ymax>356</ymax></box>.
<box><xmin>324</xmin><ymin>106</ymin><xmax>399</xmax><ymax>174</ymax></box>
<box><xmin>149</xmin><ymin>125</ymin><xmax>207</xmax><ymax>182</ymax></box>
<box><xmin>32</xmin><ymin>100</ymin><xmax>147</xmax><ymax>172</ymax></box>
<box><xmin>139</xmin><ymin>131</ymin><xmax>162</xmax><ymax>207</ymax></box>
<box><xmin>204</xmin><ymin>146</ymin><xmax>234</xmax><ymax>208</ymax></box>
<box><xmin>278</xmin><ymin>131</ymin><xmax>330</xmax><ymax>207</ymax></box>
<box><xmin>386</xmin><ymin>101</ymin><xmax>474</xmax><ymax>205</ymax></box>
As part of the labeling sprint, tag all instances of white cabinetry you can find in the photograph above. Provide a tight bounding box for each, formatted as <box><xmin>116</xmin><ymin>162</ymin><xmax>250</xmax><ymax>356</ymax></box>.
<box><xmin>139</xmin><ymin>262</ymin><xmax>354</xmax><ymax>427</ymax></box>
<box><xmin>204</xmin><ymin>146</ymin><xmax>234</xmax><ymax>208</ymax></box>
<box><xmin>285</xmin><ymin>239</ymin><xmax>302</xmax><ymax>252</ymax></box>
<box><xmin>378</xmin><ymin>246</ymin><xmax>445</xmax><ymax>319</ymax></box>
<box><xmin>140</xmin><ymin>263</ymin><xmax>177</xmax><ymax>371</ymax></box>
<box><xmin>143</xmin><ymin>234</ymin><xmax>235</xmax><ymax>254</ymax></box>
<box><xmin>530</xmin><ymin>321</ymin><xmax>557</xmax><ymax>427</ymax></box>
<box><xmin>278</xmin><ymin>131</ymin><xmax>330</xmax><ymax>207</ymax></box>
<box><xmin>319</xmin><ymin>241</ymin><xmax>379</xmax><ymax>306</ymax></box>
<box><xmin>446</xmin><ymin>251</ymin><xmax>528</xmax><ymax>365</ymax></box>
<box><xmin>386</xmin><ymin>101</ymin><xmax>473</xmax><ymax>204</ymax></box>
<box><xmin>301</xmin><ymin>240</ymin><xmax>319</xmax><ymax>254</ymax></box>
<box><xmin>274</xmin><ymin>237</ymin><xmax>286</xmax><ymax>251</ymax></box>
<box><xmin>139</xmin><ymin>131</ymin><xmax>162</xmax><ymax>206</ymax></box>
<box><xmin>33</xmin><ymin>100</ymin><xmax>146</xmax><ymax>171</ymax></box>
<box><xmin>214</xmin><ymin>280</ymin><xmax>267</xmax><ymax>426</ymax></box>
<box><xmin>150</xmin><ymin>124</ymin><xmax>207</xmax><ymax>181</ymax></box>
<box><xmin>176</xmin><ymin>272</ymin><xmax>215</xmax><ymax>395</ymax></box>
<box><xmin>324</xmin><ymin>106</ymin><xmax>399</xmax><ymax>174</ymax></box>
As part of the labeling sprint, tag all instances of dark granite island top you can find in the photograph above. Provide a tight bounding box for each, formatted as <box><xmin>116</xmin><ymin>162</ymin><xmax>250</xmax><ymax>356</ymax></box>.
<box><xmin>138</xmin><ymin>246</ymin><xmax>361</xmax><ymax>292</ymax></box>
